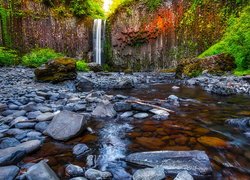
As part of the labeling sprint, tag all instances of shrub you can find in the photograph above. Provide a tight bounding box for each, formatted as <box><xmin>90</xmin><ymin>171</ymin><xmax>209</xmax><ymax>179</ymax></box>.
<box><xmin>200</xmin><ymin>6</ymin><xmax>250</xmax><ymax>72</ymax></box>
<box><xmin>76</xmin><ymin>60</ymin><xmax>89</xmax><ymax>72</ymax></box>
<box><xmin>22</xmin><ymin>48</ymin><xmax>63</xmax><ymax>67</ymax></box>
<box><xmin>0</xmin><ymin>47</ymin><xmax>18</xmax><ymax>66</ymax></box>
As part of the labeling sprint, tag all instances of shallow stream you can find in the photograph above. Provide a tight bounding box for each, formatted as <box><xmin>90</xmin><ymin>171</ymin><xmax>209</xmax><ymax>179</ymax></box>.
<box><xmin>25</xmin><ymin>83</ymin><xmax>250</xmax><ymax>179</ymax></box>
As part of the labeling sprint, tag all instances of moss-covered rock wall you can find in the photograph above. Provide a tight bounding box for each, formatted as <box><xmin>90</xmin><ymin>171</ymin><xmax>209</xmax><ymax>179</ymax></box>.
<box><xmin>0</xmin><ymin>0</ymin><xmax>93</xmax><ymax>60</ymax></box>
<box><xmin>109</xmin><ymin>0</ymin><xmax>247</xmax><ymax>71</ymax></box>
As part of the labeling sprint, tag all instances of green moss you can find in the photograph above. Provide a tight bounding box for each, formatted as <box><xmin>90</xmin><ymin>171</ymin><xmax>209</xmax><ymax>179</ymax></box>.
<box><xmin>0</xmin><ymin>47</ymin><xmax>18</xmax><ymax>66</ymax></box>
<box><xmin>76</xmin><ymin>60</ymin><xmax>89</xmax><ymax>72</ymax></box>
<box><xmin>22</xmin><ymin>48</ymin><xmax>63</xmax><ymax>67</ymax></box>
<box><xmin>0</xmin><ymin>6</ymin><xmax>12</xmax><ymax>47</ymax></box>
<box><xmin>200</xmin><ymin>5</ymin><xmax>250</xmax><ymax>71</ymax></box>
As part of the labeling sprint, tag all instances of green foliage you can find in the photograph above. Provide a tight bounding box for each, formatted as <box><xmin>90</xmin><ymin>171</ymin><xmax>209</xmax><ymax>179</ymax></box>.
<box><xmin>103</xmin><ymin>64</ymin><xmax>111</xmax><ymax>72</ymax></box>
<box><xmin>0</xmin><ymin>47</ymin><xmax>18</xmax><ymax>66</ymax></box>
<box><xmin>76</xmin><ymin>60</ymin><xmax>89</xmax><ymax>72</ymax></box>
<box><xmin>0</xmin><ymin>7</ymin><xmax>12</xmax><ymax>47</ymax></box>
<box><xmin>200</xmin><ymin>6</ymin><xmax>250</xmax><ymax>71</ymax></box>
<box><xmin>22</xmin><ymin>48</ymin><xmax>63</xmax><ymax>67</ymax></box>
<box><xmin>144</xmin><ymin>0</ymin><xmax>162</xmax><ymax>11</ymax></box>
<box><xmin>69</xmin><ymin>0</ymin><xmax>104</xmax><ymax>18</ymax></box>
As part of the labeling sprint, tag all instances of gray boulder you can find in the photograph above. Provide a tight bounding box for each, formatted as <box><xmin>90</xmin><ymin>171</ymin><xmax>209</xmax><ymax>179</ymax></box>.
<box><xmin>44</xmin><ymin>111</ymin><xmax>87</xmax><ymax>141</ymax></box>
<box><xmin>126</xmin><ymin>151</ymin><xmax>212</xmax><ymax>177</ymax></box>
<box><xmin>0</xmin><ymin>165</ymin><xmax>19</xmax><ymax>180</ymax></box>
<box><xmin>92</xmin><ymin>100</ymin><xmax>117</xmax><ymax>118</ymax></box>
<box><xmin>114</xmin><ymin>102</ymin><xmax>132</xmax><ymax>112</ymax></box>
<box><xmin>25</xmin><ymin>161</ymin><xmax>59</xmax><ymax>180</ymax></box>
<box><xmin>133</xmin><ymin>166</ymin><xmax>165</xmax><ymax>180</ymax></box>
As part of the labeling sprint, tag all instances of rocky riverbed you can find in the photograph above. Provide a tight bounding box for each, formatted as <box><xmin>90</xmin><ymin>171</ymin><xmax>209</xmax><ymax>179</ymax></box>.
<box><xmin>0</xmin><ymin>67</ymin><xmax>250</xmax><ymax>180</ymax></box>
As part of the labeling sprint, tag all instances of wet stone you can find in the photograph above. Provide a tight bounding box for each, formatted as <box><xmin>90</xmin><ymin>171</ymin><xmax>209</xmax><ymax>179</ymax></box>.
<box><xmin>133</xmin><ymin>166</ymin><xmax>165</xmax><ymax>180</ymax></box>
<box><xmin>25</xmin><ymin>161</ymin><xmax>59</xmax><ymax>180</ymax></box>
<box><xmin>36</xmin><ymin>112</ymin><xmax>55</xmax><ymax>121</ymax></box>
<box><xmin>27</xmin><ymin>111</ymin><xmax>42</xmax><ymax>119</ymax></box>
<box><xmin>73</xmin><ymin>143</ymin><xmax>89</xmax><ymax>156</ymax></box>
<box><xmin>15</xmin><ymin>122</ymin><xmax>36</xmax><ymax>129</ymax></box>
<box><xmin>85</xmin><ymin>168</ymin><xmax>112</xmax><ymax>180</ymax></box>
<box><xmin>35</xmin><ymin>122</ymin><xmax>49</xmax><ymax>133</ymax></box>
<box><xmin>0</xmin><ymin>137</ymin><xmax>20</xmax><ymax>149</ymax></box>
<box><xmin>126</xmin><ymin>151</ymin><xmax>212</xmax><ymax>177</ymax></box>
<box><xmin>0</xmin><ymin>165</ymin><xmax>19</xmax><ymax>180</ymax></box>
<box><xmin>174</xmin><ymin>171</ymin><xmax>194</xmax><ymax>180</ymax></box>
<box><xmin>197</xmin><ymin>136</ymin><xmax>229</xmax><ymax>148</ymax></box>
<box><xmin>120</xmin><ymin>111</ymin><xmax>134</xmax><ymax>119</ymax></box>
<box><xmin>134</xmin><ymin>113</ymin><xmax>149</xmax><ymax>119</ymax></box>
<box><xmin>114</xmin><ymin>102</ymin><xmax>132</xmax><ymax>112</ymax></box>
<box><xmin>65</xmin><ymin>164</ymin><xmax>85</xmax><ymax>177</ymax></box>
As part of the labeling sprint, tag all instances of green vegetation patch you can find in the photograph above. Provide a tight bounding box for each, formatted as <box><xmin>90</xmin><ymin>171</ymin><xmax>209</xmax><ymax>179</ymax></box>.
<box><xmin>76</xmin><ymin>60</ymin><xmax>89</xmax><ymax>72</ymax></box>
<box><xmin>200</xmin><ymin>5</ymin><xmax>250</xmax><ymax>73</ymax></box>
<box><xmin>0</xmin><ymin>47</ymin><xmax>18</xmax><ymax>66</ymax></box>
<box><xmin>22</xmin><ymin>48</ymin><xmax>63</xmax><ymax>67</ymax></box>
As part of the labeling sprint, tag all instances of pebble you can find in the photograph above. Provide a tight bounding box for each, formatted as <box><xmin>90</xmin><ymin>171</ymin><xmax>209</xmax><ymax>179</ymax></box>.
<box><xmin>133</xmin><ymin>113</ymin><xmax>149</xmax><ymax>119</ymax></box>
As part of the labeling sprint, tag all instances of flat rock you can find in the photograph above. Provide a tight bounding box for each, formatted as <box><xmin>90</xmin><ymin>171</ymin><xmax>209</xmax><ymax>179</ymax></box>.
<box><xmin>44</xmin><ymin>111</ymin><xmax>87</xmax><ymax>141</ymax></box>
<box><xmin>85</xmin><ymin>168</ymin><xmax>112</xmax><ymax>180</ymax></box>
<box><xmin>0</xmin><ymin>137</ymin><xmax>20</xmax><ymax>149</ymax></box>
<box><xmin>70</xmin><ymin>178</ymin><xmax>87</xmax><ymax>180</ymax></box>
<box><xmin>149</xmin><ymin>109</ymin><xmax>170</xmax><ymax>117</ymax></box>
<box><xmin>133</xmin><ymin>166</ymin><xmax>165</xmax><ymax>180</ymax></box>
<box><xmin>126</xmin><ymin>151</ymin><xmax>212</xmax><ymax>177</ymax></box>
<box><xmin>120</xmin><ymin>111</ymin><xmax>134</xmax><ymax>119</ymax></box>
<box><xmin>10</xmin><ymin>116</ymin><xmax>28</xmax><ymax>127</ymax></box>
<box><xmin>114</xmin><ymin>102</ymin><xmax>132</xmax><ymax>112</ymax></box>
<box><xmin>92</xmin><ymin>100</ymin><xmax>117</xmax><ymax>118</ymax></box>
<box><xmin>25</xmin><ymin>161</ymin><xmax>59</xmax><ymax>180</ymax></box>
<box><xmin>133</xmin><ymin>113</ymin><xmax>149</xmax><ymax>119</ymax></box>
<box><xmin>0</xmin><ymin>165</ymin><xmax>19</xmax><ymax>180</ymax></box>
<box><xmin>0</xmin><ymin>140</ymin><xmax>41</xmax><ymax>165</ymax></box>
<box><xmin>36</xmin><ymin>112</ymin><xmax>55</xmax><ymax>121</ymax></box>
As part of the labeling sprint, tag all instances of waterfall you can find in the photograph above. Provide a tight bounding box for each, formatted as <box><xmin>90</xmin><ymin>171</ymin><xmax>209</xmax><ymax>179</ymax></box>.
<box><xmin>93</xmin><ymin>19</ymin><xmax>105</xmax><ymax>65</ymax></box>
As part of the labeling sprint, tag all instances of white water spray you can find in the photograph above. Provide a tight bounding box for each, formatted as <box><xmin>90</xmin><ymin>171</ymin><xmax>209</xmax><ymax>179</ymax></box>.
<box><xmin>93</xmin><ymin>19</ymin><xmax>105</xmax><ymax>65</ymax></box>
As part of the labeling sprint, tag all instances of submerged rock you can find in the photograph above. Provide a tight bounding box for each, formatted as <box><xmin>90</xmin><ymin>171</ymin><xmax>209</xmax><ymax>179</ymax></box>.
<box><xmin>25</xmin><ymin>161</ymin><xmax>59</xmax><ymax>180</ymax></box>
<box><xmin>92</xmin><ymin>100</ymin><xmax>117</xmax><ymax>118</ymax></box>
<box><xmin>197</xmin><ymin>136</ymin><xmax>229</xmax><ymax>148</ymax></box>
<box><xmin>44</xmin><ymin>111</ymin><xmax>87</xmax><ymax>141</ymax></box>
<box><xmin>133</xmin><ymin>166</ymin><xmax>165</xmax><ymax>180</ymax></box>
<box><xmin>126</xmin><ymin>151</ymin><xmax>212</xmax><ymax>177</ymax></box>
<box><xmin>0</xmin><ymin>165</ymin><xmax>19</xmax><ymax>180</ymax></box>
<box><xmin>34</xmin><ymin>57</ymin><xmax>77</xmax><ymax>83</ymax></box>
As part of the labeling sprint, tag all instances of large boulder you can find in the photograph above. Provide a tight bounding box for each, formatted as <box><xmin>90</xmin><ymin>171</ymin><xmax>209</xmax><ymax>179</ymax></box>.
<box><xmin>92</xmin><ymin>100</ymin><xmax>117</xmax><ymax>118</ymax></box>
<box><xmin>88</xmin><ymin>63</ymin><xmax>103</xmax><ymax>72</ymax></box>
<box><xmin>25</xmin><ymin>161</ymin><xmax>59</xmax><ymax>180</ymax></box>
<box><xmin>176</xmin><ymin>53</ymin><xmax>236</xmax><ymax>78</ymax></box>
<box><xmin>44</xmin><ymin>111</ymin><xmax>87</xmax><ymax>141</ymax></box>
<box><xmin>126</xmin><ymin>151</ymin><xmax>212</xmax><ymax>177</ymax></box>
<box><xmin>34</xmin><ymin>57</ymin><xmax>77</xmax><ymax>83</ymax></box>
<box><xmin>0</xmin><ymin>140</ymin><xmax>41</xmax><ymax>166</ymax></box>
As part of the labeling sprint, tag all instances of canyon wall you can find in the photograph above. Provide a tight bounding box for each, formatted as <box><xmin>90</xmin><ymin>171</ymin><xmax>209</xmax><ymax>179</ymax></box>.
<box><xmin>0</xmin><ymin>0</ymin><xmax>92</xmax><ymax>59</ymax></box>
<box><xmin>108</xmin><ymin>0</ymin><xmax>246</xmax><ymax>71</ymax></box>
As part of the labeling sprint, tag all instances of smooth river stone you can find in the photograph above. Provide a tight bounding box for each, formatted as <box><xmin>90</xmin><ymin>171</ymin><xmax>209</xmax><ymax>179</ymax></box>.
<box><xmin>44</xmin><ymin>111</ymin><xmax>87</xmax><ymax>141</ymax></box>
<box><xmin>126</xmin><ymin>151</ymin><xmax>212</xmax><ymax>177</ymax></box>
<box><xmin>197</xmin><ymin>136</ymin><xmax>229</xmax><ymax>148</ymax></box>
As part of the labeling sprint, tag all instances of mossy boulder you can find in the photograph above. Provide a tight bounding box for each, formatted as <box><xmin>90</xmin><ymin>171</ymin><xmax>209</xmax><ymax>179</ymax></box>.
<box><xmin>176</xmin><ymin>53</ymin><xmax>236</xmax><ymax>78</ymax></box>
<box><xmin>34</xmin><ymin>57</ymin><xmax>77</xmax><ymax>83</ymax></box>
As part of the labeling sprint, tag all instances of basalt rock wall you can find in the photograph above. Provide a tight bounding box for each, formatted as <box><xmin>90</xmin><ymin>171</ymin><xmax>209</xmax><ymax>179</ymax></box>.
<box><xmin>0</xmin><ymin>0</ymin><xmax>92</xmax><ymax>60</ymax></box>
<box><xmin>109</xmin><ymin>0</ymin><xmax>246</xmax><ymax>71</ymax></box>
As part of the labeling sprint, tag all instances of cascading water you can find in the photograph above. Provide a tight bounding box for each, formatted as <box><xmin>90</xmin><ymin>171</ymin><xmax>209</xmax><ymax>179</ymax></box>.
<box><xmin>93</xmin><ymin>19</ymin><xmax>105</xmax><ymax>65</ymax></box>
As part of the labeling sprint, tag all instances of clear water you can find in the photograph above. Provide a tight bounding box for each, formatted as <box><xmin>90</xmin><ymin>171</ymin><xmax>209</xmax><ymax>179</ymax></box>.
<box><xmin>25</xmin><ymin>83</ymin><xmax>250</xmax><ymax>179</ymax></box>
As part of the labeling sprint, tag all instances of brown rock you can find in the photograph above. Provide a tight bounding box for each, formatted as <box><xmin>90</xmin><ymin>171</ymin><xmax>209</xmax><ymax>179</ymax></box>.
<box><xmin>136</xmin><ymin>137</ymin><xmax>165</xmax><ymax>150</ymax></box>
<box><xmin>34</xmin><ymin>57</ymin><xmax>77</xmax><ymax>83</ymax></box>
<box><xmin>197</xmin><ymin>136</ymin><xmax>229</xmax><ymax>148</ymax></box>
<box><xmin>176</xmin><ymin>53</ymin><xmax>236</xmax><ymax>78</ymax></box>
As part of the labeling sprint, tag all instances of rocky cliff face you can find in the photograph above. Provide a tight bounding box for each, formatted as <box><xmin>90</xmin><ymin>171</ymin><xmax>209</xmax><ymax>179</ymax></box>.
<box><xmin>109</xmin><ymin>0</ymin><xmax>246</xmax><ymax>71</ymax></box>
<box><xmin>1</xmin><ymin>0</ymin><xmax>92</xmax><ymax>59</ymax></box>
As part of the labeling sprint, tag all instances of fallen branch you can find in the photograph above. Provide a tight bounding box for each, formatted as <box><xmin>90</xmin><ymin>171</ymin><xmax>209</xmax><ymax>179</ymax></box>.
<box><xmin>126</xmin><ymin>100</ymin><xmax>175</xmax><ymax>113</ymax></box>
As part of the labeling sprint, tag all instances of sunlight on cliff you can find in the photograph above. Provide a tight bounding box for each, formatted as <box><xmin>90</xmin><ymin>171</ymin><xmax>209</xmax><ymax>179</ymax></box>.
<box><xmin>103</xmin><ymin>0</ymin><xmax>113</xmax><ymax>12</ymax></box>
